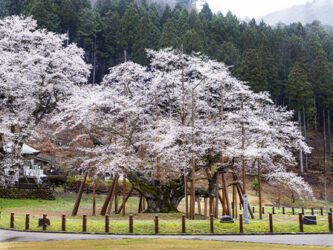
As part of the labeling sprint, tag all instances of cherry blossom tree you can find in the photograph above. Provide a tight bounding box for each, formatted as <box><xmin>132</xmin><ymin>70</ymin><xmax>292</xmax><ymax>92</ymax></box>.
<box><xmin>0</xmin><ymin>16</ymin><xmax>90</xmax><ymax>187</ymax></box>
<box><xmin>51</xmin><ymin>48</ymin><xmax>313</xmax><ymax>212</ymax></box>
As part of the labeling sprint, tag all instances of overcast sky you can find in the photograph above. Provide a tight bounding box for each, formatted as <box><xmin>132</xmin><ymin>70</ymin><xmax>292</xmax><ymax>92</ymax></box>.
<box><xmin>206</xmin><ymin>0</ymin><xmax>312</xmax><ymax>18</ymax></box>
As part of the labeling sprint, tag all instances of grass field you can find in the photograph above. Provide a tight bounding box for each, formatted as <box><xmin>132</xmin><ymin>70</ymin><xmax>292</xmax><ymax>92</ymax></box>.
<box><xmin>1</xmin><ymin>239</ymin><xmax>332</xmax><ymax>250</ymax></box>
<box><xmin>0</xmin><ymin>192</ymin><xmax>332</xmax><ymax>234</ymax></box>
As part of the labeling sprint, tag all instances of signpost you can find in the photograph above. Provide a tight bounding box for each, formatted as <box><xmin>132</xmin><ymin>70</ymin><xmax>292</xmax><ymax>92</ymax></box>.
<box><xmin>242</xmin><ymin>194</ymin><xmax>249</xmax><ymax>224</ymax></box>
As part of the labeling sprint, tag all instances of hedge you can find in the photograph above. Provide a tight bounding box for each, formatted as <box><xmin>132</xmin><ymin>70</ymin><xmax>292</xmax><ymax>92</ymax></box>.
<box><xmin>0</xmin><ymin>188</ymin><xmax>55</xmax><ymax>200</ymax></box>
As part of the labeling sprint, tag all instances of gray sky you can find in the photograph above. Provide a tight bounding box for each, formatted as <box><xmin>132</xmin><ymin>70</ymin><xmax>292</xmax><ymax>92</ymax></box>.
<box><xmin>206</xmin><ymin>0</ymin><xmax>311</xmax><ymax>18</ymax></box>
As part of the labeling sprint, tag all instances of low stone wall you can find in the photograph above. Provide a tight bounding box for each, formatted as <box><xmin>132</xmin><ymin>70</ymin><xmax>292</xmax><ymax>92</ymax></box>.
<box><xmin>0</xmin><ymin>188</ymin><xmax>55</xmax><ymax>200</ymax></box>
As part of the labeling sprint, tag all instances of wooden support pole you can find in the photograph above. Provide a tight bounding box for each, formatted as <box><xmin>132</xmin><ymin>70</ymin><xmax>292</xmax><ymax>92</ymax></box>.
<box><xmin>25</xmin><ymin>214</ymin><xmax>29</xmax><ymax>230</ymax></box>
<box><xmin>105</xmin><ymin>215</ymin><xmax>109</xmax><ymax>233</ymax></box>
<box><xmin>182</xmin><ymin>215</ymin><xmax>186</xmax><ymax>233</ymax></box>
<box><xmin>107</xmin><ymin>174</ymin><xmax>119</xmax><ymax>215</ymax></box>
<box><xmin>83</xmin><ymin>215</ymin><xmax>87</xmax><ymax>232</ymax></box>
<box><xmin>232</xmin><ymin>183</ymin><xmax>236</xmax><ymax>218</ymax></box>
<box><xmin>114</xmin><ymin>183</ymin><xmax>118</xmax><ymax>213</ymax></box>
<box><xmin>197</xmin><ymin>196</ymin><xmax>201</xmax><ymax>215</ymax></box>
<box><xmin>122</xmin><ymin>173</ymin><xmax>126</xmax><ymax>216</ymax></box>
<box><xmin>263</xmin><ymin>207</ymin><xmax>265</xmax><ymax>214</ymax></box>
<box><xmin>299</xmin><ymin>213</ymin><xmax>303</xmax><ymax>232</ymax></box>
<box><xmin>283</xmin><ymin>207</ymin><xmax>285</xmax><ymax>215</ymax></box>
<box><xmin>204</xmin><ymin>197</ymin><xmax>208</xmax><ymax>220</ymax></box>
<box><xmin>269</xmin><ymin>214</ymin><xmax>273</xmax><ymax>233</ymax></box>
<box><xmin>292</xmin><ymin>207</ymin><xmax>295</xmax><ymax>215</ymax></box>
<box><xmin>239</xmin><ymin>214</ymin><xmax>243</xmax><ymax>233</ymax></box>
<box><xmin>258</xmin><ymin>159</ymin><xmax>263</xmax><ymax>220</ymax></box>
<box><xmin>116</xmin><ymin>186</ymin><xmax>134</xmax><ymax>214</ymax></box>
<box><xmin>92</xmin><ymin>168</ymin><xmax>96</xmax><ymax>216</ymax></box>
<box><xmin>218</xmin><ymin>192</ymin><xmax>227</xmax><ymax>216</ymax></box>
<box><xmin>62</xmin><ymin>215</ymin><xmax>66</xmax><ymax>231</ymax></box>
<box><xmin>272</xmin><ymin>207</ymin><xmax>275</xmax><ymax>214</ymax></box>
<box><xmin>235</xmin><ymin>182</ymin><xmax>254</xmax><ymax>219</ymax></box>
<box><xmin>221</xmin><ymin>172</ymin><xmax>231</xmax><ymax>216</ymax></box>
<box><xmin>100</xmin><ymin>174</ymin><xmax>119</xmax><ymax>216</ymax></box>
<box><xmin>311</xmin><ymin>208</ymin><xmax>314</xmax><ymax>215</ymax></box>
<box><xmin>72</xmin><ymin>170</ymin><xmax>89</xmax><ymax>216</ymax></box>
<box><xmin>209</xmin><ymin>196</ymin><xmax>213</xmax><ymax>216</ymax></box>
<box><xmin>329</xmin><ymin>213</ymin><xmax>333</xmax><ymax>232</ymax></box>
<box><xmin>138</xmin><ymin>194</ymin><xmax>143</xmax><ymax>213</ymax></box>
<box><xmin>321</xmin><ymin>207</ymin><xmax>323</xmax><ymax>216</ymax></box>
<box><xmin>302</xmin><ymin>207</ymin><xmax>304</xmax><ymax>215</ymax></box>
<box><xmin>43</xmin><ymin>214</ymin><xmax>47</xmax><ymax>231</ymax></box>
<box><xmin>181</xmin><ymin>45</ymin><xmax>188</xmax><ymax>220</ymax></box>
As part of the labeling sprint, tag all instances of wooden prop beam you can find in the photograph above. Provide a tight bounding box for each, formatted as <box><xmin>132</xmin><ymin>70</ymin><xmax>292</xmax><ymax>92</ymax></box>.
<box><xmin>236</xmin><ymin>182</ymin><xmax>254</xmax><ymax>219</ymax></box>
<box><xmin>100</xmin><ymin>173</ymin><xmax>119</xmax><ymax>216</ymax></box>
<box><xmin>114</xmin><ymin>181</ymin><xmax>118</xmax><ymax>213</ymax></box>
<box><xmin>106</xmin><ymin>174</ymin><xmax>119</xmax><ymax>215</ymax></box>
<box><xmin>72</xmin><ymin>170</ymin><xmax>89</xmax><ymax>216</ymax></box>
<box><xmin>116</xmin><ymin>186</ymin><xmax>134</xmax><ymax>214</ymax></box>
<box><xmin>92</xmin><ymin>168</ymin><xmax>96</xmax><ymax>216</ymax></box>
<box><xmin>138</xmin><ymin>194</ymin><xmax>143</xmax><ymax>213</ymax></box>
<box><xmin>258</xmin><ymin>159</ymin><xmax>263</xmax><ymax>220</ymax></box>
<box><xmin>221</xmin><ymin>172</ymin><xmax>231</xmax><ymax>216</ymax></box>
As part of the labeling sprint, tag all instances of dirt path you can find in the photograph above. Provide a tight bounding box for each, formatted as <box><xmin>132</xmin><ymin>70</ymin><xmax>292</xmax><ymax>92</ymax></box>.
<box><xmin>0</xmin><ymin>229</ymin><xmax>332</xmax><ymax>246</ymax></box>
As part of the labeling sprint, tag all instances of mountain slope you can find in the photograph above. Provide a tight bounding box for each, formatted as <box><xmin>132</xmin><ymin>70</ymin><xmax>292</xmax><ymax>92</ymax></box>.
<box><xmin>261</xmin><ymin>0</ymin><xmax>333</xmax><ymax>25</ymax></box>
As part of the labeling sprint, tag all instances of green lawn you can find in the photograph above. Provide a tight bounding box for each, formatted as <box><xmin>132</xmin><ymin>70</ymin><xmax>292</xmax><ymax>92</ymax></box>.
<box><xmin>1</xmin><ymin>239</ymin><xmax>332</xmax><ymax>250</ymax></box>
<box><xmin>0</xmin><ymin>193</ymin><xmax>332</xmax><ymax>234</ymax></box>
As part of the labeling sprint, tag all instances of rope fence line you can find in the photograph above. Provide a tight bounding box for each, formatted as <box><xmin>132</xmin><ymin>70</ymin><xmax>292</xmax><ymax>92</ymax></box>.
<box><xmin>0</xmin><ymin>210</ymin><xmax>333</xmax><ymax>235</ymax></box>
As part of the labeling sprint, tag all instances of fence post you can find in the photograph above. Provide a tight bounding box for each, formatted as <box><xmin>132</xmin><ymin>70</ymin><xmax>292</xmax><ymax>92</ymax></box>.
<box><xmin>210</xmin><ymin>214</ymin><xmax>214</xmax><ymax>233</ymax></box>
<box><xmin>321</xmin><ymin>207</ymin><xmax>323</xmax><ymax>216</ymax></box>
<box><xmin>272</xmin><ymin>207</ymin><xmax>275</xmax><ymax>214</ymax></box>
<box><xmin>282</xmin><ymin>207</ymin><xmax>285</xmax><ymax>215</ymax></box>
<box><xmin>129</xmin><ymin>215</ymin><xmax>133</xmax><ymax>233</ymax></box>
<box><xmin>83</xmin><ymin>215</ymin><xmax>87</xmax><ymax>232</ymax></box>
<box><xmin>311</xmin><ymin>208</ymin><xmax>314</xmax><ymax>215</ymax></box>
<box><xmin>269</xmin><ymin>214</ymin><xmax>273</xmax><ymax>233</ymax></box>
<box><xmin>252</xmin><ymin>207</ymin><xmax>255</xmax><ymax>213</ymax></box>
<box><xmin>302</xmin><ymin>208</ymin><xmax>304</xmax><ymax>215</ymax></box>
<box><xmin>61</xmin><ymin>215</ymin><xmax>66</xmax><ymax>231</ymax></box>
<box><xmin>105</xmin><ymin>215</ymin><xmax>109</xmax><ymax>233</ymax></box>
<box><xmin>182</xmin><ymin>215</ymin><xmax>186</xmax><ymax>233</ymax></box>
<box><xmin>239</xmin><ymin>203</ymin><xmax>242</xmax><ymax>210</ymax></box>
<box><xmin>292</xmin><ymin>207</ymin><xmax>295</xmax><ymax>215</ymax></box>
<box><xmin>299</xmin><ymin>213</ymin><xmax>303</xmax><ymax>232</ymax></box>
<box><xmin>25</xmin><ymin>214</ymin><xmax>29</xmax><ymax>230</ymax></box>
<box><xmin>262</xmin><ymin>207</ymin><xmax>265</xmax><ymax>214</ymax></box>
<box><xmin>155</xmin><ymin>215</ymin><xmax>159</xmax><ymax>234</ymax></box>
<box><xmin>43</xmin><ymin>214</ymin><xmax>47</xmax><ymax>231</ymax></box>
<box><xmin>239</xmin><ymin>214</ymin><xmax>243</xmax><ymax>233</ymax></box>
<box><xmin>329</xmin><ymin>213</ymin><xmax>333</xmax><ymax>232</ymax></box>
<box><xmin>10</xmin><ymin>213</ymin><xmax>14</xmax><ymax>228</ymax></box>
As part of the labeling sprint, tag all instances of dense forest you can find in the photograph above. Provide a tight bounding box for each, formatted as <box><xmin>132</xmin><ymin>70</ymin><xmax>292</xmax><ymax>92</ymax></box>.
<box><xmin>1</xmin><ymin>0</ymin><xmax>333</xmax><ymax>174</ymax></box>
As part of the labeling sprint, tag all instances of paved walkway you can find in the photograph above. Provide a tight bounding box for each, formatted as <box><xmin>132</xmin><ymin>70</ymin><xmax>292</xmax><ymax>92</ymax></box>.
<box><xmin>1</xmin><ymin>229</ymin><xmax>333</xmax><ymax>247</ymax></box>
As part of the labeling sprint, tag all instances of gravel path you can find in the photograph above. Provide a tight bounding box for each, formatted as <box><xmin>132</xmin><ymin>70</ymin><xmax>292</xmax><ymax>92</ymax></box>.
<box><xmin>1</xmin><ymin>229</ymin><xmax>333</xmax><ymax>247</ymax></box>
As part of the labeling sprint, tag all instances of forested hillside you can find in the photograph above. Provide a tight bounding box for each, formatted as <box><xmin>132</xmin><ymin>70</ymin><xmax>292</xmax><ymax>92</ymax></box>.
<box><xmin>262</xmin><ymin>0</ymin><xmax>333</xmax><ymax>26</ymax></box>
<box><xmin>1</xmin><ymin>0</ymin><xmax>333</xmax><ymax>177</ymax></box>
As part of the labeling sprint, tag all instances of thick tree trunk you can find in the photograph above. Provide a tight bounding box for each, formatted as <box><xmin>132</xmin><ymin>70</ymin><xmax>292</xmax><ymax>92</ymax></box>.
<box><xmin>127</xmin><ymin>171</ymin><xmax>185</xmax><ymax>213</ymax></box>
